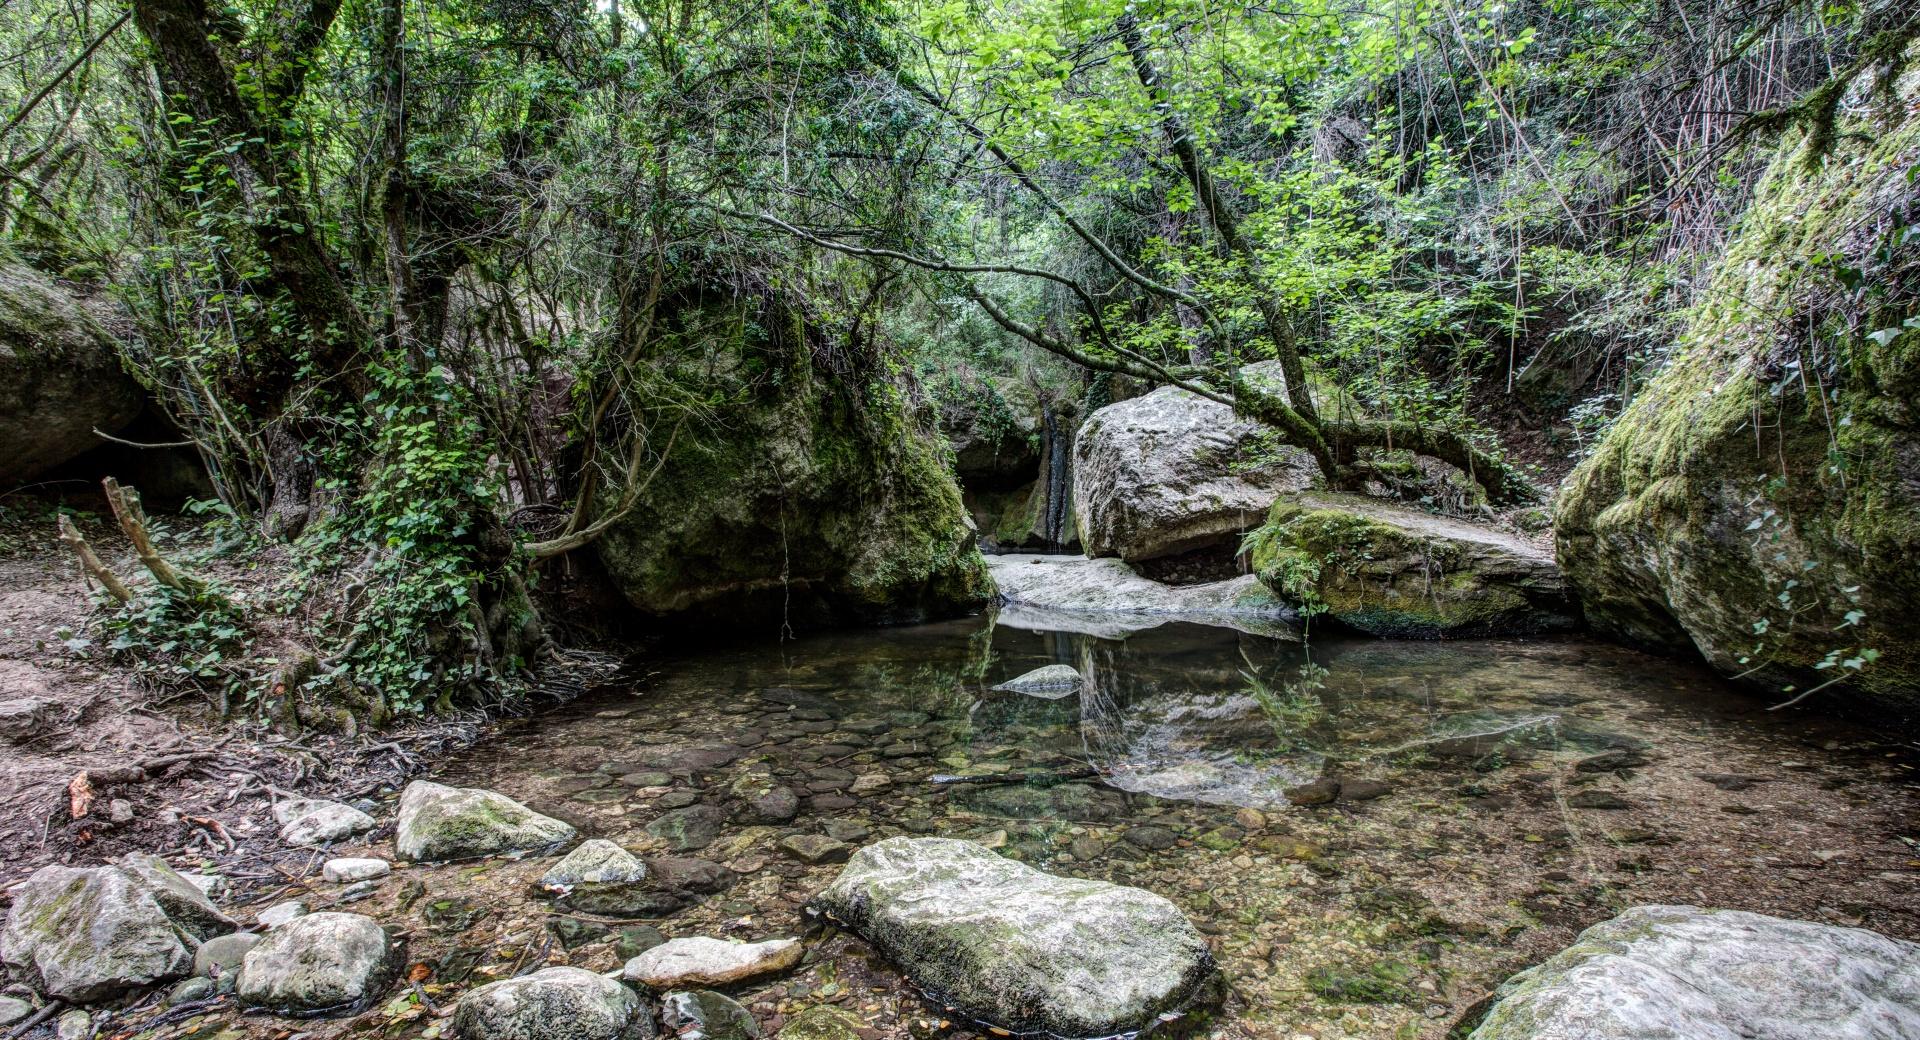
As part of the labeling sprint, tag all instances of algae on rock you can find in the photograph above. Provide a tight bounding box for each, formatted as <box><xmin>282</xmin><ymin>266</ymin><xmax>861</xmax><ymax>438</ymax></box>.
<box><xmin>593</xmin><ymin>300</ymin><xmax>990</xmax><ymax>626</ymax></box>
<box><xmin>1555</xmin><ymin>63</ymin><xmax>1920</xmax><ymax>711</ymax></box>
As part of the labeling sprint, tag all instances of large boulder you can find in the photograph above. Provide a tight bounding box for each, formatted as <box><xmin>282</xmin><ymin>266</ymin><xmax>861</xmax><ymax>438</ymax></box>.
<box><xmin>985</xmin><ymin>552</ymin><xmax>1296</xmax><ymax>639</ymax></box>
<box><xmin>395</xmin><ymin>781</ymin><xmax>576</xmax><ymax>862</ymax></box>
<box><xmin>235</xmin><ymin>911</ymin><xmax>395</xmax><ymax>1015</ymax></box>
<box><xmin>594</xmin><ymin>300</ymin><xmax>989</xmax><ymax>628</ymax></box>
<box><xmin>1071</xmin><ymin>363</ymin><xmax>1315</xmax><ymax>563</ymax></box>
<box><xmin>0</xmin><ymin>260</ymin><xmax>143</xmax><ymax>483</ymax></box>
<box><xmin>1469</xmin><ymin>905</ymin><xmax>1920</xmax><ymax>1039</ymax></box>
<box><xmin>451</xmin><ymin>966</ymin><xmax>646</xmax><ymax>1040</ymax></box>
<box><xmin>0</xmin><ymin>865</ymin><xmax>198</xmax><ymax>1002</ymax></box>
<box><xmin>809</xmin><ymin>837</ymin><xmax>1215</xmax><ymax>1038</ymax></box>
<box><xmin>1556</xmin><ymin>67</ymin><xmax>1920</xmax><ymax>712</ymax></box>
<box><xmin>1249</xmin><ymin>493</ymin><xmax>1577</xmax><ymax>637</ymax></box>
<box><xmin>274</xmin><ymin>796</ymin><xmax>376</xmax><ymax>848</ymax></box>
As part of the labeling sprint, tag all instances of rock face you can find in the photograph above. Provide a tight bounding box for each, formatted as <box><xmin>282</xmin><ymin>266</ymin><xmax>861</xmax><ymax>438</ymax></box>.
<box><xmin>1248</xmin><ymin>494</ymin><xmax>1577</xmax><ymax>638</ymax></box>
<box><xmin>1556</xmin><ymin>74</ymin><xmax>1920</xmax><ymax>711</ymax></box>
<box><xmin>986</xmin><ymin>553</ymin><xmax>1296</xmax><ymax>639</ymax></box>
<box><xmin>395</xmin><ymin>781</ymin><xmax>576</xmax><ymax>862</ymax></box>
<box><xmin>622</xmin><ymin>937</ymin><xmax>801</xmax><ymax>989</ymax></box>
<box><xmin>236</xmin><ymin>912</ymin><xmax>394</xmax><ymax>1015</ymax></box>
<box><xmin>274</xmin><ymin>797</ymin><xmax>377</xmax><ymax>848</ymax></box>
<box><xmin>1</xmin><ymin>865</ymin><xmax>199</xmax><ymax>1002</ymax></box>
<box><xmin>451</xmin><ymin>966</ymin><xmax>645</xmax><ymax>1040</ymax></box>
<box><xmin>0</xmin><ymin>260</ymin><xmax>143</xmax><ymax>483</ymax></box>
<box><xmin>810</xmin><ymin>837</ymin><xmax>1215</xmax><ymax>1037</ymax></box>
<box><xmin>1072</xmin><ymin>364</ymin><xmax>1315</xmax><ymax>562</ymax></box>
<box><xmin>1469</xmin><ymin>905</ymin><xmax>1920</xmax><ymax>1039</ymax></box>
<box><xmin>594</xmin><ymin>299</ymin><xmax>989</xmax><ymax>628</ymax></box>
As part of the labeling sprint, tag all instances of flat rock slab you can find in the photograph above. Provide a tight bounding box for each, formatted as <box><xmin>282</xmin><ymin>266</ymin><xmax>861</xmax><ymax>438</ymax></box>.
<box><xmin>237</xmin><ymin>911</ymin><xmax>395</xmax><ymax>1016</ymax></box>
<box><xmin>1469</xmin><ymin>905</ymin><xmax>1920</xmax><ymax>1040</ymax></box>
<box><xmin>396</xmin><ymin>781</ymin><xmax>576</xmax><ymax>862</ymax></box>
<box><xmin>322</xmin><ymin>858</ymin><xmax>392</xmax><ymax>883</ymax></box>
<box><xmin>623</xmin><ymin>937</ymin><xmax>802</xmax><ymax>989</ymax></box>
<box><xmin>451</xmin><ymin>966</ymin><xmax>644</xmax><ymax>1040</ymax></box>
<box><xmin>810</xmin><ymin>837</ymin><xmax>1215</xmax><ymax>1038</ymax></box>
<box><xmin>986</xmin><ymin>553</ymin><xmax>1297</xmax><ymax>640</ymax></box>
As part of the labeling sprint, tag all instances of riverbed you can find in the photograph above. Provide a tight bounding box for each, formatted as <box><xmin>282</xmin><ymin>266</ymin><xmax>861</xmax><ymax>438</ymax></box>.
<box><xmin>329</xmin><ymin>611</ymin><xmax>1918</xmax><ymax>1039</ymax></box>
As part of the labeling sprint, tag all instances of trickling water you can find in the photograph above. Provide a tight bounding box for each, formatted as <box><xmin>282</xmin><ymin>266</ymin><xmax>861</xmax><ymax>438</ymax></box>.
<box><xmin>418</xmin><ymin>614</ymin><xmax>1919</xmax><ymax>1039</ymax></box>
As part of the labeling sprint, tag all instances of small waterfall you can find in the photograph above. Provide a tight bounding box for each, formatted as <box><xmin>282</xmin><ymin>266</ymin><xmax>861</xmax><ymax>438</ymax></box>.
<box><xmin>1039</xmin><ymin>404</ymin><xmax>1073</xmax><ymax>548</ymax></box>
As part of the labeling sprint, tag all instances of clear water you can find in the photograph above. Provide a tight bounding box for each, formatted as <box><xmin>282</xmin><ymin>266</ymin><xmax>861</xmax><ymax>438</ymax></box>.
<box><xmin>424</xmin><ymin>613</ymin><xmax>1920</xmax><ymax>1038</ymax></box>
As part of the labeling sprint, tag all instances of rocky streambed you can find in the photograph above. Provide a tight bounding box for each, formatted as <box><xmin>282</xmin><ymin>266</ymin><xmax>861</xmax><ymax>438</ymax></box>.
<box><xmin>3</xmin><ymin>615</ymin><xmax>1918</xmax><ymax>1040</ymax></box>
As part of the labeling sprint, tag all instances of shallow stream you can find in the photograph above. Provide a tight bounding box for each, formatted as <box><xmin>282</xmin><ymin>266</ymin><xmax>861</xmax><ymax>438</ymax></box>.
<box><xmin>405</xmin><ymin>611</ymin><xmax>1919</xmax><ymax>1039</ymax></box>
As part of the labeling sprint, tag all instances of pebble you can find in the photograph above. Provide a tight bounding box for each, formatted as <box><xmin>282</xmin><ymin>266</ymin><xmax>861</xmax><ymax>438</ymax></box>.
<box><xmin>1284</xmin><ymin>779</ymin><xmax>1340</xmax><ymax>805</ymax></box>
<box><xmin>1123</xmin><ymin>825</ymin><xmax>1177</xmax><ymax>850</ymax></box>
<box><xmin>168</xmin><ymin>977</ymin><xmax>214</xmax><ymax>1004</ymax></box>
<box><xmin>322</xmin><ymin>857</ymin><xmax>392</xmax><ymax>883</ymax></box>
<box><xmin>0</xmin><ymin>998</ymin><xmax>32</xmax><ymax>1028</ymax></box>
<box><xmin>56</xmin><ymin>1010</ymin><xmax>90</xmax><ymax>1040</ymax></box>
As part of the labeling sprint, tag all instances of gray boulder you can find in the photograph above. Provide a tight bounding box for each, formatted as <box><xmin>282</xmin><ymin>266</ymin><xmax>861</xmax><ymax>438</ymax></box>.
<box><xmin>1470</xmin><ymin>905</ymin><xmax>1920</xmax><ymax>1040</ymax></box>
<box><xmin>0</xmin><ymin>260</ymin><xmax>144</xmax><ymax>483</ymax></box>
<box><xmin>235</xmin><ymin>911</ymin><xmax>394</xmax><ymax>1015</ymax></box>
<box><xmin>274</xmin><ymin>796</ymin><xmax>376</xmax><ymax>848</ymax></box>
<box><xmin>991</xmin><ymin>665</ymin><xmax>1082</xmax><ymax>698</ymax></box>
<box><xmin>0</xmin><ymin>865</ymin><xmax>196</xmax><ymax>1002</ymax></box>
<box><xmin>116</xmin><ymin>853</ymin><xmax>236</xmax><ymax>940</ymax></box>
<box><xmin>395</xmin><ymin>781</ymin><xmax>576</xmax><ymax>862</ymax></box>
<box><xmin>809</xmin><ymin>837</ymin><xmax>1215</xmax><ymax>1037</ymax></box>
<box><xmin>1071</xmin><ymin>364</ymin><xmax>1314</xmax><ymax>563</ymax></box>
<box><xmin>623</xmin><ymin>937</ymin><xmax>801</xmax><ymax>989</ymax></box>
<box><xmin>451</xmin><ymin>966</ymin><xmax>646</xmax><ymax>1040</ymax></box>
<box><xmin>193</xmin><ymin>932</ymin><xmax>262</xmax><ymax>979</ymax></box>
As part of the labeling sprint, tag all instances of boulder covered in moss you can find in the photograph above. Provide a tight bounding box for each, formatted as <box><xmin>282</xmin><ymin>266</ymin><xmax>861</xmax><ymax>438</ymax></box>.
<box><xmin>1247</xmin><ymin>493</ymin><xmax>1576</xmax><ymax>638</ymax></box>
<box><xmin>0</xmin><ymin>259</ymin><xmax>144</xmax><ymax>483</ymax></box>
<box><xmin>1555</xmin><ymin>68</ymin><xmax>1920</xmax><ymax>711</ymax></box>
<box><xmin>594</xmin><ymin>301</ymin><xmax>989</xmax><ymax>627</ymax></box>
<box><xmin>0</xmin><ymin>865</ymin><xmax>200</xmax><ymax>1002</ymax></box>
<box><xmin>395</xmin><ymin>780</ymin><xmax>576</xmax><ymax>862</ymax></box>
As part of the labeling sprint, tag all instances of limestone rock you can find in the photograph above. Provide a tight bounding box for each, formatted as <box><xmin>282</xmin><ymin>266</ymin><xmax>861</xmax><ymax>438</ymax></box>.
<box><xmin>274</xmin><ymin>797</ymin><xmax>376</xmax><ymax>848</ymax></box>
<box><xmin>1469</xmin><ymin>905</ymin><xmax>1920</xmax><ymax>1039</ymax></box>
<box><xmin>0</xmin><ymin>865</ymin><xmax>194</xmax><ymax>1002</ymax></box>
<box><xmin>540</xmin><ymin>840</ymin><xmax>647</xmax><ymax>890</ymax></box>
<box><xmin>623</xmin><ymin>937</ymin><xmax>802</xmax><ymax>989</ymax></box>
<box><xmin>1249</xmin><ymin>493</ymin><xmax>1577</xmax><ymax>638</ymax></box>
<box><xmin>236</xmin><ymin>911</ymin><xmax>395</xmax><ymax>1015</ymax></box>
<box><xmin>1071</xmin><ymin>363</ymin><xmax>1314</xmax><ymax>563</ymax></box>
<box><xmin>193</xmin><ymin>932</ymin><xmax>262</xmax><ymax>978</ymax></box>
<box><xmin>256</xmin><ymin>900</ymin><xmax>307</xmax><ymax>929</ymax></box>
<box><xmin>0</xmin><ymin>260</ymin><xmax>144</xmax><ymax>483</ymax></box>
<box><xmin>809</xmin><ymin>837</ymin><xmax>1215</xmax><ymax>1037</ymax></box>
<box><xmin>322</xmin><ymin>858</ymin><xmax>392</xmax><ymax>883</ymax></box>
<box><xmin>451</xmin><ymin>966</ymin><xmax>645</xmax><ymax>1040</ymax></box>
<box><xmin>986</xmin><ymin>553</ymin><xmax>1296</xmax><ymax>640</ymax></box>
<box><xmin>395</xmin><ymin>781</ymin><xmax>576</xmax><ymax>862</ymax></box>
<box><xmin>660</xmin><ymin>990</ymin><xmax>760</xmax><ymax>1040</ymax></box>
<box><xmin>990</xmin><ymin>665</ymin><xmax>1082</xmax><ymax>698</ymax></box>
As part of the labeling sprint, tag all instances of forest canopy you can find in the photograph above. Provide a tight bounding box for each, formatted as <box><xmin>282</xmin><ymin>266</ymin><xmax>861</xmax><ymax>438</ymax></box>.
<box><xmin>2</xmin><ymin>0</ymin><xmax>1912</xmax><ymax>720</ymax></box>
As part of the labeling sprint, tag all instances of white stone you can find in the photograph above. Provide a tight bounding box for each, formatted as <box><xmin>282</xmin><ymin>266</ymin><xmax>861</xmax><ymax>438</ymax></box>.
<box><xmin>322</xmin><ymin>858</ymin><xmax>392</xmax><ymax>883</ymax></box>
<box><xmin>1470</xmin><ymin>905</ymin><xmax>1920</xmax><ymax>1040</ymax></box>
<box><xmin>540</xmin><ymin>839</ymin><xmax>645</xmax><ymax>890</ymax></box>
<box><xmin>622</xmin><ymin>937</ymin><xmax>802</xmax><ymax>988</ymax></box>
<box><xmin>395</xmin><ymin>781</ymin><xmax>576</xmax><ymax>862</ymax></box>
<box><xmin>274</xmin><ymin>797</ymin><xmax>376</xmax><ymax>848</ymax></box>
<box><xmin>236</xmin><ymin>911</ymin><xmax>394</xmax><ymax>1014</ymax></box>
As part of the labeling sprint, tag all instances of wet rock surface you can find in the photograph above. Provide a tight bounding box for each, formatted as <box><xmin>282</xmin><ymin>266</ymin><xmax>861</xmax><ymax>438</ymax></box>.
<box><xmin>811</xmin><ymin>837</ymin><xmax>1216</xmax><ymax>1037</ymax></box>
<box><xmin>1469</xmin><ymin>905</ymin><xmax>1920</xmax><ymax>1039</ymax></box>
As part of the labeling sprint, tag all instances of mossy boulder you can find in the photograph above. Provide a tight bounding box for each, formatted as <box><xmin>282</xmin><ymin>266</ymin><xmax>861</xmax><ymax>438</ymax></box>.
<box><xmin>809</xmin><ymin>837</ymin><xmax>1216</xmax><ymax>1038</ymax></box>
<box><xmin>594</xmin><ymin>301</ymin><xmax>989</xmax><ymax>627</ymax></box>
<box><xmin>0</xmin><ymin>259</ymin><xmax>144</xmax><ymax>483</ymax></box>
<box><xmin>1555</xmin><ymin>64</ymin><xmax>1920</xmax><ymax>712</ymax></box>
<box><xmin>1247</xmin><ymin>493</ymin><xmax>1577</xmax><ymax>638</ymax></box>
<box><xmin>395</xmin><ymin>781</ymin><xmax>576</xmax><ymax>862</ymax></box>
<box><xmin>0</xmin><ymin>865</ymin><xmax>198</xmax><ymax>1002</ymax></box>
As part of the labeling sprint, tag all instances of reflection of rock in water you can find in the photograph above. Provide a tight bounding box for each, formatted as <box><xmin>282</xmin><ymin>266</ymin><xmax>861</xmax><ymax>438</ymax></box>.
<box><xmin>1075</xmin><ymin>639</ymin><xmax>1322</xmax><ymax>809</ymax></box>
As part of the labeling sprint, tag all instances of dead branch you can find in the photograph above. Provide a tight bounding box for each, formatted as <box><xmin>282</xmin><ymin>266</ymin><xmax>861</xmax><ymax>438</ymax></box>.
<box><xmin>101</xmin><ymin>477</ymin><xmax>197</xmax><ymax>594</ymax></box>
<box><xmin>56</xmin><ymin>513</ymin><xmax>132</xmax><ymax>603</ymax></box>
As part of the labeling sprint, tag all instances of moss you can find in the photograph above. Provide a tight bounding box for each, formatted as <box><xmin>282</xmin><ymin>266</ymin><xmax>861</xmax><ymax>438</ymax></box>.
<box><xmin>1247</xmin><ymin>498</ymin><xmax>1573</xmax><ymax>638</ymax></box>
<box><xmin>1556</xmin><ymin>61</ymin><xmax>1920</xmax><ymax>711</ymax></box>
